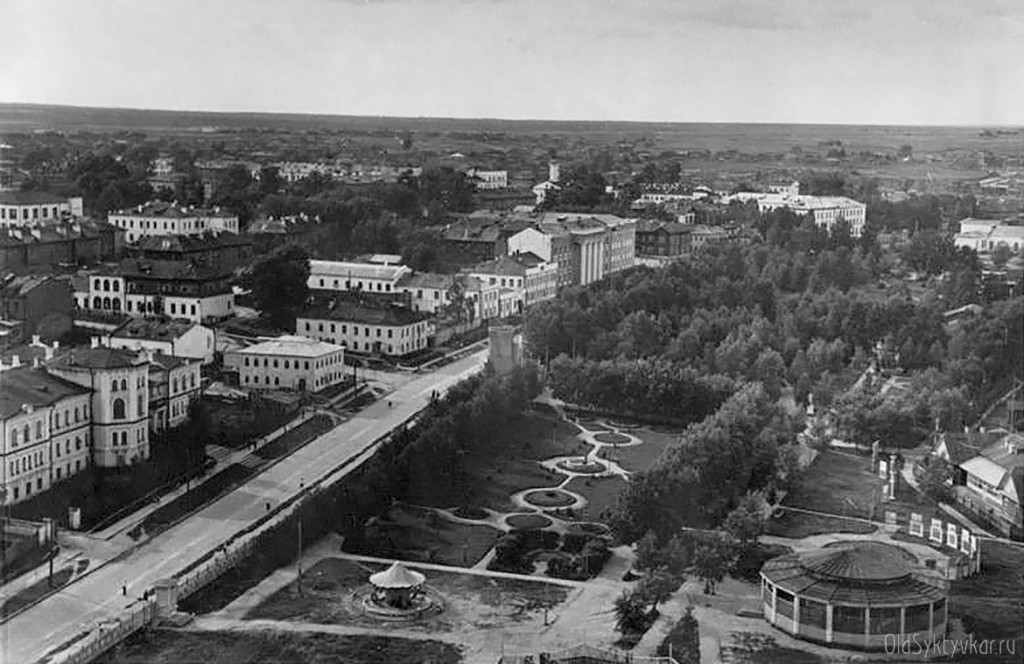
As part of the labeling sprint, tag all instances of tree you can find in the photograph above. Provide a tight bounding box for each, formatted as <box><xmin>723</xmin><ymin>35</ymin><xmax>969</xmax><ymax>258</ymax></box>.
<box><xmin>991</xmin><ymin>244</ymin><xmax>1012</xmax><ymax>270</ymax></box>
<box><xmin>693</xmin><ymin>532</ymin><xmax>737</xmax><ymax>595</ymax></box>
<box><xmin>614</xmin><ymin>589</ymin><xmax>650</xmax><ymax>635</ymax></box>
<box><xmin>918</xmin><ymin>457</ymin><xmax>954</xmax><ymax>503</ymax></box>
<box><xmin>636</xmin><ymin>569</ymin><xmax>680</xmax><ymax>613</ymax></box>
<box><xmin>722</xmin><ymin>494</ymin><xmax>766</xmax><ymax>553</ymax></box>
<box><xmin>251</xmin><ymin>244</ymin><xmax>310</xmax><ymax>329</ymax></box>
<box><xmin>657</xmin><ymin>606</ymin><xmax>701</xmax><ymax>663</ymax></box>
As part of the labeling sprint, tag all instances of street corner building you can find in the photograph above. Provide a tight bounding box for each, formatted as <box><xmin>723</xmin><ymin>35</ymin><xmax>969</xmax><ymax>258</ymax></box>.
<box><xmin>760</xmin><ymin>543</ymin><xmax>948</xmax><ymax>650</ymax></box>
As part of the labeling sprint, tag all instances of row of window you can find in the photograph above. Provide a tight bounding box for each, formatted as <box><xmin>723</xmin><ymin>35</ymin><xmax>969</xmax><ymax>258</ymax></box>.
<box><xmin>93</xmin><ymin>278</ymin><xmax>121</xmax><ymax>292</ymax></box>
<box><xmin>242</xmin><ymin>371</ymin><xmax>343</xmax><ymax>387</ymax></box>
<box><xmin>310</xmin><ymin>335</ymin><xmax>423</xmax><ymax>356</ymax></box>
<box><xmin>112</xmin><ymin>377</ymin><xmax>146</xmax><ymax>393</ymax></box>
<box><xmin>117</xmin><ymin>218</ymin><xmax>209</xmax><ymax>231</ymax></box>
<box><xmin>242</xmin><ymin>354</ymin><xmax>342</xmax><ymax>370</ymax></box>
<box><xmin>8</xmin><ymin>449</ymin><xmax>45</xmax><ymax>477</ymax></box>
<box><xmin>171</xmin><ymin>373</ymin><xmax>198</xmax><ymax>394</ymax></box>
<box><xmin>109</xmin><ymin>429</ymin><xmax>144</xmax><ymax>447</ymax></box>
<box><xmin>301</xmin><ymin>321</ymin><xmax>424</xmax><ymax>339</ymax></box>
<box><xmin>316</xmin><ymin>278</ymin><xmax>394</xmax><ymax>292</ymax></box>
<box><xmin>0</xmin><ymin>205</ymin><xmax>64</xmax><ymax>221</ymax></box>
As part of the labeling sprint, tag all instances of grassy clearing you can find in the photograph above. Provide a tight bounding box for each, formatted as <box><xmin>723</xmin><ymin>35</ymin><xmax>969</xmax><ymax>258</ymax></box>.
<box><xmin>247</xmin><ymin>557</ymin><xmax>570</xmax><ymax>628</ymax></box>
<box><xmin>949</xmin><ymin>539</ymin><xmax>1024</xmax><ymax>661</ymax></box>
<box><xmin>564</xmin><ymin>476</ymin><xmax>627</xmax><ymax>523</ymax></box>
<box><xmin>343</xmin><ymin>504</ymin><xmax>499</xmax><ymax>567</ymax></box>
<box><xmin>597</xmin><ymin>428</ymin><xmax>678</xmax><ymax>472</ymax></box>
<box><xmin>765</xmin><ymin>449</ymin><xmax>931</xmax><ymax>538</ymax></box>
<box><xmin>94</xmin><ymin>629</ymin><xmax>462</xmax><ymax>664</ymax></box>
<box><xmin>723</xmin><ymin>632</ymin><xmax>827</xmax><ymax>664</ymax></box>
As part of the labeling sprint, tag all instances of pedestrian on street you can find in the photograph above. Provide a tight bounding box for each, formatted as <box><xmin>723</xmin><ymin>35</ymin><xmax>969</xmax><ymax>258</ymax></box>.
<box><xmin>121</xmin><ymin>584</ymin><xmax>127</xmax><ymax>596</ymax></box>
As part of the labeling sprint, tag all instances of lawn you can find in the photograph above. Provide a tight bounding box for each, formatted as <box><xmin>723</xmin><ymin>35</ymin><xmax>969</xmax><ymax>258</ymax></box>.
<box><xmin>947</xmin><ymin>539</ymin><xmax>1024</xmax><ymax>662</ymax></box>
<box><xmin>93</xmin><ymin>630</ymin><xmax>462</xmax><ymax>664</ymax></box>
<box><xmin>406</xmin><ymin>412</ymin><xmax>583</xmax><ymax>512</ymax></box>
<box><xmin>564</xmin><ymin>476</ymin><xmax>627</xmax><ymax>523</ymax></box>
<box><xmin>247</xmin><ymin>557</ymin><xmax>571</xmax><ymax>630</ymax></box>
<box><xmin>765</xmin><ymin>449</ymin><xmax>931</xmax><ymax>538</ymax></box>
<box><xmin>597</xmin><ymin>428</ymin><xmax>678</xmax><ymax>472</ymax></box>
<box><xmin>343</xmin><ymin>504</ymin><xmax>499</xmax><ymax>567</ymax></box>
<box><xmin>722</xmin><ymin>633</ymin><xmax>827</xmax><ymax>664</ymax></box>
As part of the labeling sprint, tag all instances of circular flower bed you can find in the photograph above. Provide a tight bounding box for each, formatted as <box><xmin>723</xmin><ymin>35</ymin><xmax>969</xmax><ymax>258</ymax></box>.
<box><xmin>595</xmin><ymin>432</ymin><xmax>632</xmax><ymax>445</ymax></box>
<box><xmin>556</xmin><ymin>458</ymin><xmax>606</xmax><ymax>475</ymax></box>
<box><xmin>566</xmin><ymin>521</ymin><xmax>610</xmax><ymax>536</ymax></box>
<box><xmin>506</xmin><ymin>513</ymin><xmax>554</xmax><ymax>529</ymax></box>
<box><xmin>452</xmin><ymin>505</ymin><xmax>489</xmax><ymax>520</ymax></box>
<box><xmin>524</xmin><ymin>489</ymin><xmax>577</xmax><ymax>508</ymax></box>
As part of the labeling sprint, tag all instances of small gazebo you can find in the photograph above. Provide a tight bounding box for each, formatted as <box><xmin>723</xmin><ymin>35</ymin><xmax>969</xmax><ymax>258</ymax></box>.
<box><xmin>368</xmin><ymin>562</ymin><xmax>426</xmax><ymax>609</ymax></box>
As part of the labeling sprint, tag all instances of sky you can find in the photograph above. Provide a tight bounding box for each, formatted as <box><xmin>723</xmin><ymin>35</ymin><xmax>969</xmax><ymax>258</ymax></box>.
<box><xmin>1</xmin><ymin>0</ymin><xmax>1022</xmax><ymax>126</ymax></box>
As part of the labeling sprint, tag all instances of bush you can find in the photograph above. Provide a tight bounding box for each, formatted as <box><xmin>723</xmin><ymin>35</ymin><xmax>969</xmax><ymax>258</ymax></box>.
<box><xmin>561</xmin><ymin>532</ymin><xmax>588</xmax><ymax>554</ymax></box>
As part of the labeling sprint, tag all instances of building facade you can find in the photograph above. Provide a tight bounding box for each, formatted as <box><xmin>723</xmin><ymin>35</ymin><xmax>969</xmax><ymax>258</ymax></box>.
<box><xmin>308</xmin><ymin>260</ymin><xmax>413</xmax><ymax>295</ymax></box>
<box><xmin>1</xmin><ymin>367</ymin><xmax>92</xmax><ymax>505</ymax></box>
<box><xmin>224</xmin><ymin>335</ymin><xmax>346</xmax><ymax>392</ymax></box>
<box><xmin>725</xmin><ymin>192</ymin><xmax>867</xmax><ymax>237</ymax></box>
<box><xmin>0</xmin><ymin>274</ymin><xmax>73</xmax><ymax>342</ymax></box>
<box><xmin>105</xmin><ymin>317</ymin><xmax>216</xmax><ymax>365</ymax></box>
<box><xmin>48</xmin><ymin>344</ymin><xmax>151</xmax><ymax>468</ymax></box>
<box><xmin>0</xmin><ymin>220</ymin><xmax>125</xmax><ymax>274</ymax></box>
<box><xmin>635</xmin><ymin>221</ymin><xmax>693</xmax><ymax>257</ymax></box>
<box><xmin>954</xmin><ymin>218</ymin><xmax>1024</xmax><ymax>254</ymax></box>
<box><xmin>0</xmin><ymin>192</ymin><xmax>82</xmax><ymax>228</ymax></box>
<box><xmin>109</xmin><ymin>202</ymin><xmax>240</xmax><ymax>243</ymax></box>
<box><xmin>148</xmin><ymin>353</ymin><xmax>202</xmax><ymax>432</ymax></box>
<box><xmin>297</xmin><ymin>302</ymin><xmax>433</xmax><ymax>357</ymax></box>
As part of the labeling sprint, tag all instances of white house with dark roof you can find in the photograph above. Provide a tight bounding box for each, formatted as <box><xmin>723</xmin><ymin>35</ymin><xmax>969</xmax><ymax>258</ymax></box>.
<box><xmin>297</xmin><ymin>301</ymin><xmax>433</xmax><ymax>357</ymax></box>
<box><xmin>308</xmin><ymin>259</ymin><xmax>412</xmax><ymax>294</ymax></box>
<box><xmin>105</xmin><ymin>317</ymin><xmax>215</xmax><ymax>365</ymax></box>
<box><xmin>0</xmin><ymin>191</ymin><xmax>83</xmax><ymax>228</ymax></box>
<box><xmin>224</xmin><ymin>335</ymin><xmax>346</xmax><ymax>392</ymax></box>
<box><xmin>957</xmin><ymin>433</ymin><xmax>1024</xmax><ymax>538</ymax></box>
<box><xmin>0</xmin><ymin>366</ymin><xmax>92</xmax><ymax>504</ymax></box>
<box><xmin>108</xmin><ymin>201</ymin><xmax>239</xmax><ymax>243</ymax></box>
<box><xmin>46</xmin><ymin>343</ymin><xmax>151</xmax><ymax>469</ymax></box>
<box><xmin>147</xmin><ymin>352</ymin><xmax>202</xmax><ymax>432</ymax></box>
<box><xmin>954</xmin><ymin>218</ymin><xmax>1024</xmax><ymax>254</ymax></box>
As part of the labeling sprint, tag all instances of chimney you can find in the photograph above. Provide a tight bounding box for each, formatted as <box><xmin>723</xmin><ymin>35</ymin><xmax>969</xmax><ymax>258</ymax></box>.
<box><xmin>90</xmin><ymin>336</ymin><xmax>100</xmax><ymax>349</ymax></box>
<box><xmin>33</xmin><ymin>356</ymin><xmax>40</xmax><ymax>368</ymax></box>
<box><xmin>53</xmin><ymin>341</ymin><xmax>59</xmax><ymax>350</ymax></box>
<box><xmin>31</xmin><ymin>334</ymin><xmax>41</xmax><ymax>346</ymax></box>
<box><xmin>12</xmin><ymin>355</ymin><xmax>20</xmax><ymax>367</ymax></box>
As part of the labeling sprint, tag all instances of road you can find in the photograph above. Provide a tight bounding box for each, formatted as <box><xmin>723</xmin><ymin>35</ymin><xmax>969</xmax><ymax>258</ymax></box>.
<box><xmin>0</xmin><ymin>348</ymin><xmax>488</xmax><ymax>664</ymax></box>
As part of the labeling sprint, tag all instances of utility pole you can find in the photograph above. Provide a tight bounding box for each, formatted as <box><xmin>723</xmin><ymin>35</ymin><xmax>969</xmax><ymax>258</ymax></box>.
<box><xmin>296</xmin><ymin>518</ymin><xmax>303</xmax><ymax>596</ymax></box>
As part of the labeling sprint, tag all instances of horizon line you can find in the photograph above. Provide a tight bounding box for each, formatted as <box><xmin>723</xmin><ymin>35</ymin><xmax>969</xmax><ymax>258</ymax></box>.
<box><xmin>1</xmin><ymin>101</ymin><xmax>1021</xmax><ymax>131</ymax></box>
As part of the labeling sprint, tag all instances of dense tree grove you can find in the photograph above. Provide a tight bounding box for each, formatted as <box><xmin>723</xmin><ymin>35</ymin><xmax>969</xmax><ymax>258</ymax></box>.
<box><xmin>249</xmin><ymin>244</ymin><xmax>311</xmax><ymax>329</ymax></box>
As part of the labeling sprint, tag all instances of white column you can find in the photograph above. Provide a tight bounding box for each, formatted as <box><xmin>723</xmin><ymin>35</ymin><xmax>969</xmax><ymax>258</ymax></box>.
<box><xmin>792</xmin><ymin>596</ymin><xmax>801</xmax><ymax>635</ymax></box>
<box><xmin>825</xmin><ymin>604</ymin><xmax>834</xmax><ymax>642</ymax></box>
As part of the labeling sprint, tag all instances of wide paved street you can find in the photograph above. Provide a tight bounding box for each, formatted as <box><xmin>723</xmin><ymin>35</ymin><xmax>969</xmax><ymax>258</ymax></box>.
<box><xmin>0</xmin><ymin>349</ymin><xmax>488</xmax><ymax>664</ymax></box>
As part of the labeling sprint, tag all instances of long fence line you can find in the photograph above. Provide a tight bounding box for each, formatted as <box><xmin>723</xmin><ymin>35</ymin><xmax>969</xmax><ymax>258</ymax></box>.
<box><xmin>38</xmin><ymin>407</ymin><xmax>423</xmax><ymax>664</ymax></box>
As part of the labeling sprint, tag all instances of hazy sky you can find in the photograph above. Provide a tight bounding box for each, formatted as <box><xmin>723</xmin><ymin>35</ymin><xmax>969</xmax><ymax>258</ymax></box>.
<box><xmin>2</xmin><ymin>0</ymin><xmax>1022</xmax><ymax>125</ymax></box>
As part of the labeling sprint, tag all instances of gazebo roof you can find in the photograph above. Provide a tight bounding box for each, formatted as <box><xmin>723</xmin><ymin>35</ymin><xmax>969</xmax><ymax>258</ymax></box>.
<box><xmin>761</xmin><ymin>544</ymin><xmax>946</xmax><ymax>606</ymax></box>
<box><xmin>369</xmin><ymin>562</ymin><xmax>426</xmax><ymax>589</ymax></box>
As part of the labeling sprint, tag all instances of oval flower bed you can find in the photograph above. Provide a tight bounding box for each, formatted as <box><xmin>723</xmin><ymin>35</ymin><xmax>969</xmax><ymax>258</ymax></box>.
<box><xmin>523</xmin><ymin>489</ymin><xmax>577</xmax><ymax>508</ymax></box>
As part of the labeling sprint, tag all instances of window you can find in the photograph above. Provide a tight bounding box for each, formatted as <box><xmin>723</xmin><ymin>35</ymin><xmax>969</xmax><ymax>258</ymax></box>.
<box><xmin>113</xmin><ymin>398</ymin><xmax>126</xmax><ymax>420</ymax></box>
<box><xmin>103</xmin><ymin>279</ymin><xmax>110</xmax><ymax>291</ymax></box>
<box><xmin>23</xmin><ymin>425</ymin><xmax>29</xmax><ymax>443</ymax></box>
<box><xmin>113</xmin><ymin>281</ymin><xmax>120</xmax><ymax>292</ymax></box>
<box><xmin>94</xmin><ymin>279</ymin><xmax>100</xmax><ymax>290</ymax></box>
<box><xmin>11</xmin><ymin>428</ymin><xmax>18</xmax><ymax>448</ymax></box>
<box><xmin>305</xmin><ymin>322</ymin><xmax>311</xmax><ymax>331</ymax></box>
<box><xmin>284</xmin><ymin>360</ymin><xmax>290</xmax><ymax>369</ymax></box>
<box><xmin>244</xmin><ymin>357</ymin><xmax>250</xmax><ymax>367</ymax></box>
<box><xmin>304</xmin><ymin>361</ymin><xmax>309</xmax><ymax>370</ymax></box>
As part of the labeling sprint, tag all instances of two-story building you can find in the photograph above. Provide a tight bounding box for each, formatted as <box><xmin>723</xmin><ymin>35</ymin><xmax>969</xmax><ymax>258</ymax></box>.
<box><xmin>147</xmin><ymin>352</ymin><xmax>202</xmax><ymax>432</ymax></box>
<box><xmin>0</xmin><ymin>274</ymin><xmax>73</xmax><ymax>343</ymax></box>
<box><xmin>958</xmin><ymin>434</ymin><xmax>1024</xmax><ymax>539</ymax></box>
<box><xmin>635</xmin><ymin>220</ymin><xmax>693</xmax><ymax>258</ymax></box>
<box><xmin>47</xmin><ymin>343</ymin><xmax>151</xmax><ymax>468</ymax></box>
<box><xmin>308</xmin><ymin>260</ymin><xmax>412</xmax><ymax>295</ymax></box>
<box><xmin>1</xmin><ymin>366</ymin><xmax>92</xmax><ymax>504</ymax></box>
<box><xmin>128</xmin><ymin>232</ymin><xmax>253</xmax><ymax>273</ymax></box>
<box><xmin>466</xmin><ymin>253</ymin><xmax>557</xmax><ymax>310</ymax></box>
<box><xmin>395</xmin><ymin>272</ymin><xmax>498</xmax><ymax>322</ymax></box>
<box><xmin>297</xmin><ymin>301</ymin><xmax>433</xmax><ymax>357</ymax></box>
<box><xmin>0</xmin><ymin>220</ymin><xmax>125</xmax><ymax>274</ymax></box>
<box><xmin>954</xmin><ymin>218</ymin><xmax>1024</xmax><ymax>254</ymax></box>
<box><xmin>224</xmin><ymin>335</ymin><xmax>346</xmax><ymax>392</ymax></box>
<box><xmin>0</xmin><ymin>191</ymin><xmax>82</xmax><ymax>228</ymax></box>
<box><xmin>105</xmin><ymin>317</ymin><xmax>216</xmax><ymax>365</ymax></box>
<box><xmin>109</xmin><ymin>202</ymin><xmax>240</xmax><ymax>243</ymax></box>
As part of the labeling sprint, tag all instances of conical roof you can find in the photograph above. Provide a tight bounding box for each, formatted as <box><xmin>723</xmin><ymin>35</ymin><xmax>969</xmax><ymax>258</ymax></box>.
<box><xmin>799</xmin><ymin>544</ymin><xmax>911</xmax><ymax>583</ymax></box>
<box><xmin>369</xmin><ymin>562</ymin><xmax>426</xmax><ymax>589</ymax></box>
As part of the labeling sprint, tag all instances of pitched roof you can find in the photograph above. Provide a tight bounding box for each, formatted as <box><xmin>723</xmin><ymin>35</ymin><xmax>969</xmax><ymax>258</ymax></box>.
<box><xmin>111</xmin><ymin>316</ymin><xmax>197</xmax><ymax>342</ymax></box>
<box><xmin>470</xmin><ymin>255</ymin><xmax>528</xmax><ymax>277</ymax></box>
<box><xmin>399</xmin><ymin>272</ymin><xmax>453</xmax><ymax>290</ymax></box>
<box><xmin>51</xmin><ymin>346</ymin><xmax>145</xmax><ymax>370</ymax></box>
<box><xmin>369</xmin><ymin>562</ymin><xmax>425</xmax><ymax>588</ymax></box>
<box><xmin>309</xmin><ymin>260</ymin><xmax>410</xmax><ymax>282</ymax></box>
<box><xmin>0</xmin><ymin>191</ymin><xmax>68</xmax><ymax>206</ymax></box>
<box><xmin>105</xmin><ymin>258</ymin><xmax>232</xmax><ymax>281</ymax></box>
<box><xmin>134</xmin><ymin>232</ymin><xmax>251</xmax><ymax>252</ymax></box>
<box><xmin>0</xmin><ymin>274</ymin><xmax>53</xmax><ymax>298</ymax></box>
<box><xmin>235</xmin><ymin>335</ymin><xmax>343</xmax><ymax>358</ymax></box>
<box><xmin>0</xmin><ymin>367</ymin><xmax>91</xmax><ymax>419</ymax></box>
<box><xmin>110</xmin><ymin>201</ymin><xmax>237</xmax><ymax>219</ymax></box>
<box><xmin>300</xmin><ymin>300</ymin><xmax>431</xmax><ymax>326</ymax></box>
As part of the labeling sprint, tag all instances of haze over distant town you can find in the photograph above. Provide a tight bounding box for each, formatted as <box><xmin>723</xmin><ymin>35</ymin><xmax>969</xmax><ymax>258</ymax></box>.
<box><xmin>2</xmin><ymin>0</ymin><xmax>1024</xmax><ymax>125</ymax></box>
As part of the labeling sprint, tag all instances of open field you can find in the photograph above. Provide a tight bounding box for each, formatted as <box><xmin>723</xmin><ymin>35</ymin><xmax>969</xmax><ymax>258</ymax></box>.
<box><xmin>564</xmin><ymin>476</ymin><xmax>627</xmax><ymax>523</ymax></box>
<box><xmin>246</xmin><ymin>557</ymin><xmax>571</xmax><ymax>629</ymax></box>
<box><xmin>766</xmin><ymin>449</ymin><xmax>932</xmax><ymax>538</ymax></box>
<box><xmin>93</xmin><ymin>629</ymin><xmax>462</xmax><ymax>664</ymax></box>
<box><xmin>344</xmin><ymin>504</ymin><xmax>499</xmax><ymax>567</ymax></box>
<box><xmin>597</xmin><ymin>427</ymin><xmax>678</xmax><ymax>470</ymax></box>
<box><xmin>2</xmin><ymin>103</ymin><xmax>1019</xmax><ymax>157</ymax></box>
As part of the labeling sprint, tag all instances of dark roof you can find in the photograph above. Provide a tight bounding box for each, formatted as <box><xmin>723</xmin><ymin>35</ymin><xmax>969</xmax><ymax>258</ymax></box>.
<box><xmin>0</xmin><ymin>220</ymin><xmax>120</xmax><ymax>247</ymax></box>
<box><xmin>51</xmin><ymin>346</ymin><xmax>144</xmax><ymax>370</ymax></box>
<box><xmin>134</xmin><ymin>232</ymin><xmax>251</xmax><ymax>252</ymax></box>
<box><xmin>300</xmin><ymin>300</ymin><xmax>431</xmax><ymax>327</ymax></box>
<box><xmin>105</xmin><ymin>258</ymin><xmax>232</xmax><ymax>281</ymax></box>
<box><xmin>111</xmin><ymin>316</ymin><xmax>196</xmax><ymax>341</ymax></box>
<box><xmin>761</xmin><ymin>544</ymin><xmax>945</xmax><ymax>606</ymax></box>
<box><xmin>0</xmin><ymin>191</ymin><xmax>68</xmax><ymax>206</ymax></box>
<box><xmin>0</xmin><ymin>274</ymin><xmax>53</xmax><ymax>298</ymax></box>
<box><xmin>149</xmin><ymin>352</ymin><xmax>193</xmax><ymax>371</ymax></box>
<box><xmin>936</xmin><ymin>432</ymin><xmax>1003</xmax><ymax>465</ymax></box>
<box><xmin>636</xmin><ymin>220</ymin><xmax>694</xmax><ymax>235</ymax></box>
<box><xmin>0</xmin><ymin>367</ymin><xmax>91</xmax><ymax>419</ymax></box>
<box><xmin>470</xmin><ymin>255</ymin><xmax>528</xmax><ymax>277</ymax></box>
<box><xmin>111</xmin><ymin>201</ymin><xmax>236</xmax><ymax>219</ymax></box>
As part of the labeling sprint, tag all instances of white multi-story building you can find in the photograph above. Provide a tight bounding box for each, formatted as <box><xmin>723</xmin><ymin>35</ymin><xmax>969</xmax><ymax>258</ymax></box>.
<box><xmin>723</xmin><ymin>192</ymin><xmax>867</xmax><ymax>237</ymax></box>
<box><xmin>224</xmin><ymin>335</ymin><xmax>346</xmax><ymax>392</ymax></box>
<box><xmin>109</xmin><ymin>202</ymin><xmax>240</xmax><ymax>243</ymax></box>
<box><xmin>308</xmin><ymin>260</ymin><xmax>413</xmax><ymax>295</ymax></box>
<box><xmin>297</xmin><ymin>302</ymin><xmax>433</xmax><ymax>357</ymax></box>
<box><xmin>48</xmin><ymin>343</ymin><xmax>151</xmax><ymax>468</ymax></box>
<box><xmin>395</xmin><ymin>272</ymin><xmax>499</xmax><ymax>321</ymax></box>
<box><xmin>148</xmin><ymin>353</ymin><xmax>202</xmax><ymax>432</ymax></box>
<box><xmin>466</xmin><ymin>253</ymin><xmax>557</xmax><ymax>309</ymax></box>
<box><xmin>0</xmin><ymin>191</ymin><xmax>83</xmax><ymax>228</ymax></box>
<box><xmin>467</xmin><ymin>168</ymin><xmax>509</xmax><ymax>190</ymax></box>
<box><xmin>0</xmin><ymin>366</ymin><xmax>93</xmax><ymax>504</ymax></box>
<box><xmin>954</xmin><ymin>218</ymin><xmax>1024</xmax><ymax>254</ymax></box>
